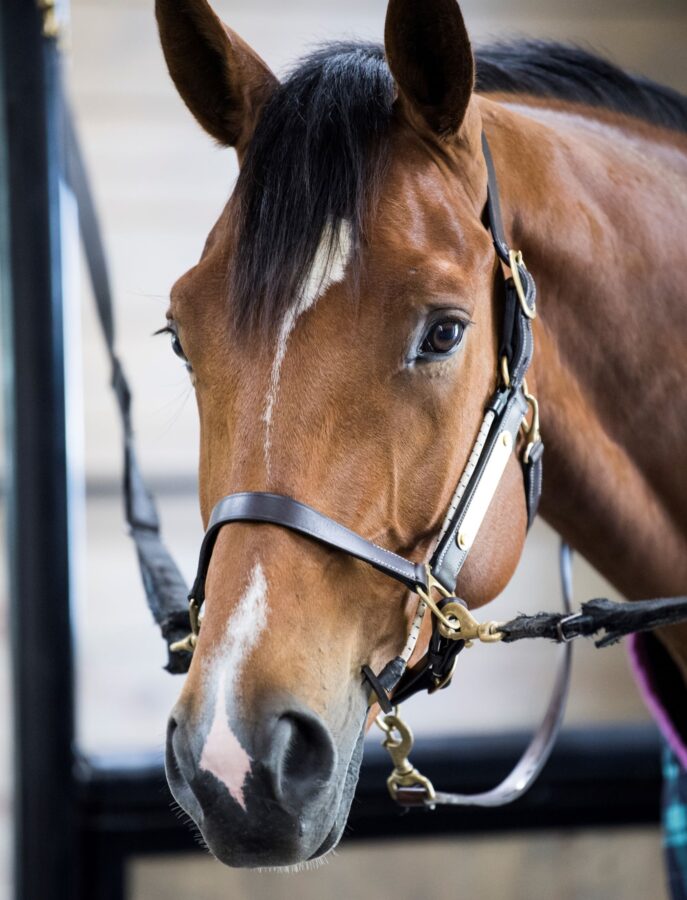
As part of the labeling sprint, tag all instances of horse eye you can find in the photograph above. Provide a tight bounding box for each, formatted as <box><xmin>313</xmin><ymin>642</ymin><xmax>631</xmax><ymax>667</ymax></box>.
<box><xmin>170</xmin><ymin>331</ymin><xmax>187</xmax><ymax>361</ymax></box>
<box><xmin>420</xmin><ymin>319</ymin><xmax>465</xmax><ymax>356</ymax></box>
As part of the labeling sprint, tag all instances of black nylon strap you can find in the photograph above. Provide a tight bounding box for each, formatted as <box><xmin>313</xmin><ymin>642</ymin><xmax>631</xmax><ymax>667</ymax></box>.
<box><xmin>500</xmin><ymin>595</ymin><xmax>687</xmax><ymax>648</ymax></box>
<box><xmin>63</xmin><ymin>102</ymin><xmax>192</xmax><ymax>673</ymax></box>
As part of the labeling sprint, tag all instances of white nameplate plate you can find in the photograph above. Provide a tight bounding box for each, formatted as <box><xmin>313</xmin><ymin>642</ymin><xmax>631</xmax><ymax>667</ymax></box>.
<box><xmin>457</xmin><ymin>430</ymin><xmax>513</xmax><ymax>552</ymax></box>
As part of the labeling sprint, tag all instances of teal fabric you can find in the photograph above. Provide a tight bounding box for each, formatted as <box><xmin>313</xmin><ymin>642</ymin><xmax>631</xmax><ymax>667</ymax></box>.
<box><xmin>664</xmin><ymin>741</ymin><xmax>687</xmax><ymax>899</ymax></box>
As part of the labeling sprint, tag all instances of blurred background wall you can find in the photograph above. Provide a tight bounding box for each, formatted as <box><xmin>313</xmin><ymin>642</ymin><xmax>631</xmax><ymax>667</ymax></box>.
<box><xmin>0</xmin><ymin>0</ymin><xmax>685</xmax><ymax>897</ymax></box>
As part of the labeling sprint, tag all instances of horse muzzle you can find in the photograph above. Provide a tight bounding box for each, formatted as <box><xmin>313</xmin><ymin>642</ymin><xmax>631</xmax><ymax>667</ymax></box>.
<box><xmin>165</xmin><ymin>696</ymin><xmax>359</xmax><ymax>867</ymax></box>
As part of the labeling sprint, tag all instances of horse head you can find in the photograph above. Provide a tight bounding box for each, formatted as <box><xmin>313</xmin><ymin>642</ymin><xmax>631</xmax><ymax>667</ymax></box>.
<box><xmin>157</xmin><ymin>0</ymin><xmax>530</xmax><ymax>868</ymax></box>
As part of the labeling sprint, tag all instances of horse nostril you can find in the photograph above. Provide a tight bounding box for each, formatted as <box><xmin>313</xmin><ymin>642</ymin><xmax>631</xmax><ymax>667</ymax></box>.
<box><xmin>269</xmin><ymin>711</ymin><xmax>336</xmax><ymax>806</ymax></box>
<box><xmin>165</xmin><ymin>712</ymin><xmax>205</xmax><ymax>823</ymax></box>
<box><xmin>166</xmin><ymin>714</ymin><xmax>184</xmax><ymax>782</ymax></box>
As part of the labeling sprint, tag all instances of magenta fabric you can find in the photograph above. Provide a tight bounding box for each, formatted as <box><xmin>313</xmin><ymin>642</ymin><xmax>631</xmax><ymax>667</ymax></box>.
<box><xmin>629</xmin><ymin>633</ymin><xmax>687</xmax><ymax>772</ymax></box>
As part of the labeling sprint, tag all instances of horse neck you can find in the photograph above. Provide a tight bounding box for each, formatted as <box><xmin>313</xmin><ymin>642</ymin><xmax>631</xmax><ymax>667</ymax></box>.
<box><xmin>485</xmin><ymin>99</ymin><xmax>687</xmax><ymax>604</ymax></box>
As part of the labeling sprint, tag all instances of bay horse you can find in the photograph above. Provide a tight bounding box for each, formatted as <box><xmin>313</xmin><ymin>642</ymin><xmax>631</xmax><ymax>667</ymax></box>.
<box><xmin>155</xmin><ymin>0</ymin><xmax>687</xmax><ymax>871</ymax></box>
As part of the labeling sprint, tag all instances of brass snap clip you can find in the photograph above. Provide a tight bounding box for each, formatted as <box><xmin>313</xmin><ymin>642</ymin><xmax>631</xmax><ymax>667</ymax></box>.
<box><xmin>169</xmin><ymin>598</ymin><xmax>201</xmax><ymax>656</ymax></box>
<box><xmin>416</xmin><ymin>567</ymin><xmax>504</xmax><ymax>647</ymax></box>
<box><xmin>375</xmin><ymin>709</ymin><xmax>436</xmax><ymax>808</ymax></box>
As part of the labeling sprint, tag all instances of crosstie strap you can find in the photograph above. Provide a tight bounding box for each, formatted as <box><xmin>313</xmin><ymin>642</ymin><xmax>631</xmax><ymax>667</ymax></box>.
<box><xmin>63</xmin><ymin>97</ymin><xmax>192</xmax><ymax>672</ymax></box>
<box><xmin>501</xmin><ymin>594</ymin><xmax>687</xmax><ymax>647</ymax></box>
<box><xmin>190</xmin><ymin>492</ymin><xmax>429</xmax><ymax>603</ymax></box>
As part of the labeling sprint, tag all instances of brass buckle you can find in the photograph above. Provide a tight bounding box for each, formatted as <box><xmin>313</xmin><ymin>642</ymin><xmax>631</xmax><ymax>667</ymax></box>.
<box><xmin>417</xmin><ymin>567</ymin><xmax>503</xmax><ymax>648</ymax></box>
<box><xmin>522</xmin><ymin>379</ymin><xmax>541</xmax><ymax>465</ymax></box>
<box><xmin>169</xmin><ymin>598</ymin><xmax>201</xmax><ymax>656</ymax></box>
<box><xmin>508</xmin><ymin>249</ymin><xmax>536</xmax><ymax>320</ymax></box>
<box><xmin>375</xmin><ymin>709</ymin><xmax>436</xmax><ymax>808</ymax></box>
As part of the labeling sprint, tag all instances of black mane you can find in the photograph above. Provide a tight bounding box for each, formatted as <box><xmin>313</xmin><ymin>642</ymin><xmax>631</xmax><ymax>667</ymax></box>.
<box><xmin>231</xmin><ymin>43</ymin><xmax>393</xmax><ymax>332</ymax></box>
<box><xmin>231</xmin><ymin>40</ymin><xmax>687</xmax><ymax>331</ymax></box>
<box><xmin>475</xmin><ymin>41</ymin><xmax>687</xmax><ymax>134</ymax></box>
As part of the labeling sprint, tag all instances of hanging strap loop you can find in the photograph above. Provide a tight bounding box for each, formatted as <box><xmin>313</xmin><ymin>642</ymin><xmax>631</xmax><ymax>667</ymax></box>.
<box><xmin>63</xmin><ymin>97</ymin><xmax>192</xmax><ymax>673</ymax></box>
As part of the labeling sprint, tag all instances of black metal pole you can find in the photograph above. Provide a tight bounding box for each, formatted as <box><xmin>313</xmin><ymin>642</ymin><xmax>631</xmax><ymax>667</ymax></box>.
<box><xmin>0</xmin><ymin>3</ymin><xmax>78</xmax><ymax>899</ymax></box>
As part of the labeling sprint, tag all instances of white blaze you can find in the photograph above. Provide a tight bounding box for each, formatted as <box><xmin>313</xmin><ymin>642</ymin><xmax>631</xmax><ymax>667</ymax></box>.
<box><xmin>262</xmin><ymin>221</ymin><xmax>352</xmax><ymax>477</ymax></box>
<box><xmin>200</xmin><ymin>561</ymin><xmax>268</xmax><ymax>810</ymax></box>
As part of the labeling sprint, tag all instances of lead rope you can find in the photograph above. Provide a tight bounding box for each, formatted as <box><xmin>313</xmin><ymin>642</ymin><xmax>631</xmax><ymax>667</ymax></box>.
<box><xmin>62</xmin><ymin>95</ymin><xmax>193</xmax><ymax>672</ymax></box>
<box><xmin>374</xmin><ymin>549</ymin><xmax>687</xmax><ymax>808</ymax></box>
<box><xmin>374</xmin><ymin>543</ymin><xmax>574</xmax><ymax>807</ymax></box>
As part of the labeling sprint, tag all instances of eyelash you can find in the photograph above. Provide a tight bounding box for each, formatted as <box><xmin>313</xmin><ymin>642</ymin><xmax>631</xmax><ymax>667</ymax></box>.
<box><xmin>155</xmin><ymin>324</ymin><xmax>190</xmax><ymax>367</ymax></box>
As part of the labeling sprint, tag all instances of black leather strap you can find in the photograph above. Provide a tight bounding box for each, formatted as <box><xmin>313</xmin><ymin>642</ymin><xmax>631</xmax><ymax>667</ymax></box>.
<box><xmin>481</xmin><ymin>132</ymin><xmax>510</xmax><ymax>265</ymax></box>
<box><xmin>501</xmin><ymin>279</ymin><xmax>535</xmax><ymax>389</ymax></box>
<box><xmin>190</xmin><ymin>492</ymin><xmax>429</xmax><ymax>604</ymax></box>
<box><xmin>523</xmin><ymin>438</ymin><xmax>544</xmax><ymax>528</ymax></box>
<box><xmin>390</xmin><ymin>613</ymin><xmax>466</xmax><ymax>705</ymax></box>
<box><xmin>429</xmin><ymin>387</ymin><xmax>529</xmax><ymax>593</ymax></box>
<box><xmin>482</xmin><ymin>132</ymin><xmax>537</xmax><ymax>391</ymax></box>
<box><xmin>481</xmin><ymin>133</ymin><xmax>537</xmax><ymax>318</ymax></box>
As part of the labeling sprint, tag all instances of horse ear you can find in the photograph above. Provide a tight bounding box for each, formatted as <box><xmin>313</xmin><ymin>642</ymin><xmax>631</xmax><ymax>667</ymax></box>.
<box><xmin>384</xmin><ymin>0</ymin><xmax>474</xmax><ymax>138</ymax></box>
<box><xmin>155</xmin><ymin>0</ymin><xmax>278</xmax><ymax>149</ymax></box>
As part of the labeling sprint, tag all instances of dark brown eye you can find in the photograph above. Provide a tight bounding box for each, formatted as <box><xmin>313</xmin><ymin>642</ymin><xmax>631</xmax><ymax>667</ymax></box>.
<box><xmin>170</xmin><ymin>331</ymin><xmax>186</xmax><ymax>361</ymax></box>
<box><xmin>155</xmin><ymin>323</ymin><xmax>190</xmax><ymax>368</ymax></box>
<box><xmin>420</xmin><ymin>319</ymin><xmax>465</xmax><ymax>356</ymax></box>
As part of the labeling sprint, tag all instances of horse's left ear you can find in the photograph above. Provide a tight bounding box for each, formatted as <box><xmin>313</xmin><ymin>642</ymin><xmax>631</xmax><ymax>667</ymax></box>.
<box><xmin>384</xmin><ymin>0</ymin><xmax>474</xmax><ymax>138</ymax></box>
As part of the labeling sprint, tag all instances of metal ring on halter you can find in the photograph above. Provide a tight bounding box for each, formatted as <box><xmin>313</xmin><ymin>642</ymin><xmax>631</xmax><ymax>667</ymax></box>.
<box><xmin>169</xmin><ymin>598</ymin><xmax>201</xmax><ymax>655</ymax></box>
<box><xmin>416</xmin><ymin>567</ymin><xmax>504</xmax><ymax>646</ymax></box>
<box><xmin>508</xmin><ymin>249</ymin><xmax>537</xmax><ymax>319</ymax></box>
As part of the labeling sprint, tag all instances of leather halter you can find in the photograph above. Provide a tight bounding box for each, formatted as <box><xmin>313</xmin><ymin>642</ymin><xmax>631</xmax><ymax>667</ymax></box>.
<box><xmin>67</xmin><ymin>99</ymin><xmax>565</xmax><ymax>810</ymax></box>
<box><xmin>174</xmin><ymin>132</ymin><xmax>550</xmax><ymax>756</ymax></box>
<box><xmin>69</xmin><ymin>99</ymin><xmax>687</xmax><ymax>813</ymax></box>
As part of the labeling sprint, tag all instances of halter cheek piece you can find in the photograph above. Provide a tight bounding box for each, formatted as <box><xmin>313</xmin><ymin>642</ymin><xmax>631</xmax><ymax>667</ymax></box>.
<box><xmin>169</xmin><ymin>133</ymin><xmax>566</xmax><ymax>808</ymax></box>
